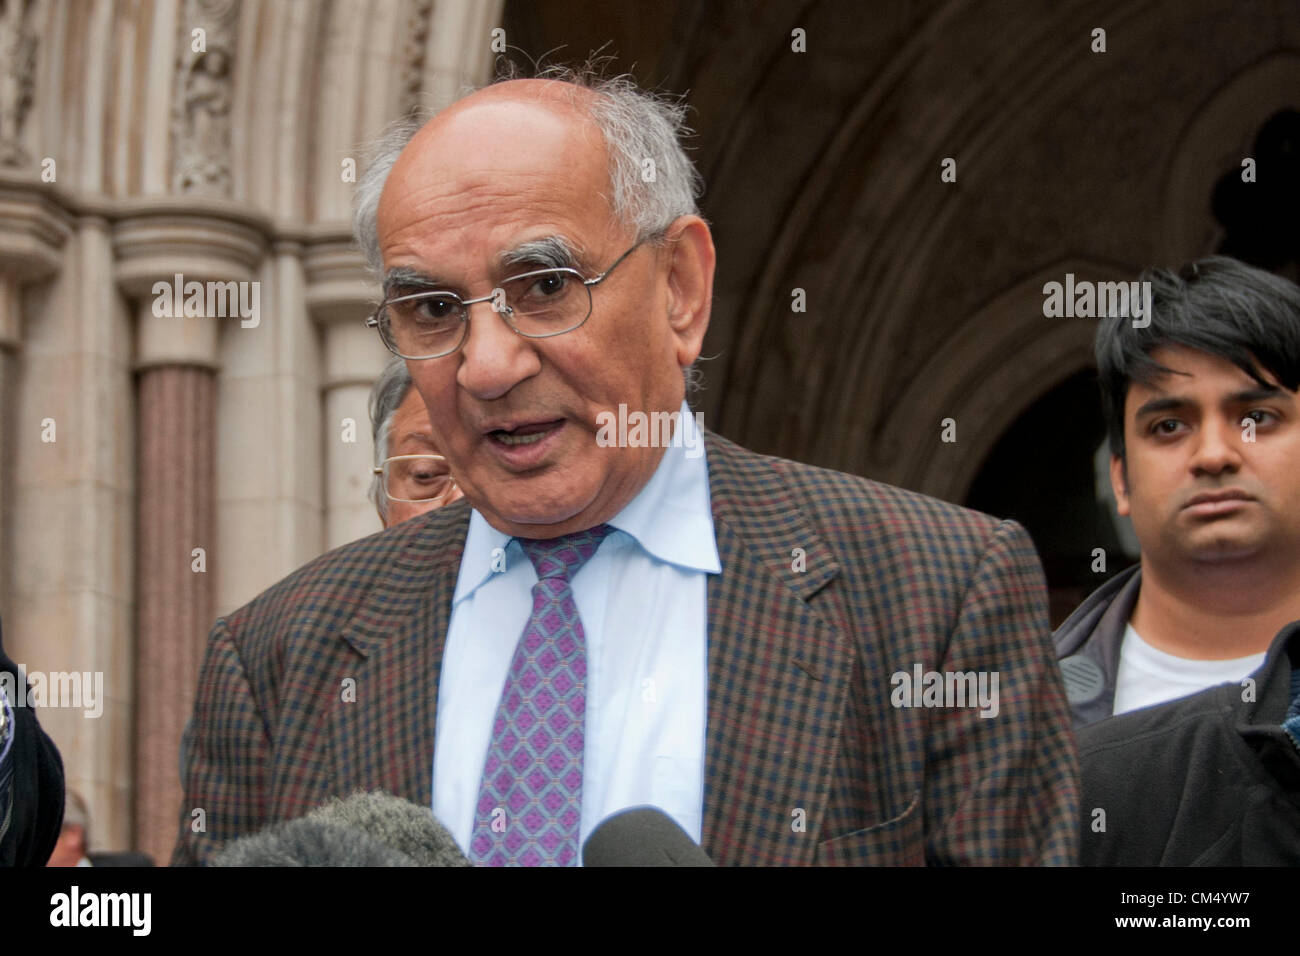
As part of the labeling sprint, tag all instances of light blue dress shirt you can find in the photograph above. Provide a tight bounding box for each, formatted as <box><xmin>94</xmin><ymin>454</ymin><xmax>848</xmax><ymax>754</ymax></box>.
<box><xmin>433</xmin><ymin>401</ymin><xmax>719</xmax><ymax>860</ymax></box>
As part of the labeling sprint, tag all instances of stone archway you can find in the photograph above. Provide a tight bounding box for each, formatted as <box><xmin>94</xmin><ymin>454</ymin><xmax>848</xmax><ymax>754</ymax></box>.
<box><xmin>1162</xmin><ymin>51</ymin><xmax>1300</xmax><ymax>264</ymax></box>
<box><xmin>897</xmin><ymin>259</ymin><xmax>1131</xmax><ymax>502</ymax></box>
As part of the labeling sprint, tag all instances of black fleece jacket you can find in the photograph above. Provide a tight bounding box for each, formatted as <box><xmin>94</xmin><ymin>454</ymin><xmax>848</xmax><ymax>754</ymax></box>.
<box><xmin>0</xmin><ymin>618</ymin><xmax>65</xmax><ymax>866</ymax></box>
<box><xmin>1077</xmin><ymin>619</ymin><xmax>1300</xmax><ymax>865</ymax></box>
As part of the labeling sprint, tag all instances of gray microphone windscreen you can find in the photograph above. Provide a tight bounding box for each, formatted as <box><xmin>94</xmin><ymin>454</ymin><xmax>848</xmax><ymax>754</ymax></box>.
<box><xmin>212</xmin><ymin>791</ymin><xmax>470</xmax><ymax>867</ymax></box>
<box><xmin>306</xmin><ymin>791</ymin><xmax>470</xmax><ymax>867</ymax></box>
<box><xmin>582</xmin><ymin>806</ymin><xmax>714</xmax><ymax>867</ymax></box>
<box><xmin>212</xmin><ymin>818</ymin><xmax>418</xmax><ymax>866</ymax></box>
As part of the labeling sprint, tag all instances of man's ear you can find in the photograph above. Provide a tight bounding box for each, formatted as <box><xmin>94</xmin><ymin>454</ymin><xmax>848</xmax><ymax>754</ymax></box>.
<box><xmin>1109</xmin><ymin>453</ymin><xmax>1131</xmax><ymax>517</ymax></box>
<box><xmin>660</xmin><ymin>216</ymin><xmax>715</xmax><ymax>368</ymax></box>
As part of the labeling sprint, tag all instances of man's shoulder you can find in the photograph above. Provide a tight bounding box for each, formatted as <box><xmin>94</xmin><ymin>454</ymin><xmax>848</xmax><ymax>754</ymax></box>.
<box><xmin>1078</xmin><ymin>624</ymin><xmax>1300</xmax><ymax>864</ymax></box>
<box><xmin>1076</xmin><ymin>684</ymin><xmax>1239</xmax><ymax>823</ymax></box>
<box><xmin>704</xmin><ymin>429</ymin><xmax>1010</xmax><ymax>550</ymax></box>
<box><xmin>1075</xmin><ymin>684</ymin><xmax>1242</xmax><ymax>863</ymax></box>
<box><xmin>1078</xmin><ymin>615</ymin><xmax>1295</xmax><ymax>764</ymax></box>
<box><xmin>222</xmin><ymin>502</ymin><xmax>469</xmax><ymax>636</ymax></box>
<box><xmin>1077</xmin><ymin>681</ymin><xmax>1233</xmax><ymax>761</ymax></box>
<box><xmin>1054</xmin><ymin>566</ymin><xmax>1139</xmax><ymax>652</ymax></box>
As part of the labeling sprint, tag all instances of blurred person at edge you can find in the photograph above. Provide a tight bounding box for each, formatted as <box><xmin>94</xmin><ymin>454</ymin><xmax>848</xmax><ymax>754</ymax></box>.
<box><xmin>45</xmin><ymin>789</ymin><xmax>153</xmax><ymax>866</ymax></box>
<box><xmin>369</xmin><ymin>356</ymin><xmax>465</xmax><ymax>527</ymax></box>
<box><xmin>45</xmin><ymin>790</ymin><xmax>90</xmax><ymax>867</ymax></box>
<box><xmin>0</xmin><ymin>615</ymin><xmax>64</xmax><ymax>867</ymax></box>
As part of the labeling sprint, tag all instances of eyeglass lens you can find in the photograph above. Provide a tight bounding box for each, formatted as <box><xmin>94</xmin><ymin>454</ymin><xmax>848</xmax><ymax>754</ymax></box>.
<box><xmin>385</xmin><ymin>457</ymin><xmax>454</xmax><ymax>502</ymax></box>
<box><xmin>382</xmin><ymin>269</ymin><xmax>592</xmax><ymax>357</ymax></box>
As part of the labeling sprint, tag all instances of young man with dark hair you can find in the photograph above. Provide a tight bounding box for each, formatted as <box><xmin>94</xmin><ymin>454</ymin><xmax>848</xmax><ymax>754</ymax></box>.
<box><xmin>1056</xmin><ymin>256</ymin><xmax>1300</xmax><ymax>728</ymax></box>
<box><xmin>1064</xmin><ymin>257</ymin><xmax>1300</xmax><ymax>864</ymax></box>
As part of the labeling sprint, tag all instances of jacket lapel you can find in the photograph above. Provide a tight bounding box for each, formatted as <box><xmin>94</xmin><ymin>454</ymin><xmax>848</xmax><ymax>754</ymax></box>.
<box><xmin>700</xmin><ymin>431</ymin><xmax>850</xmax><ymax>865</ymax></box>
<box><xmin>330</xmin><ymin>503</ymin><xmax>469</xmax><ymax>808</ymax></box>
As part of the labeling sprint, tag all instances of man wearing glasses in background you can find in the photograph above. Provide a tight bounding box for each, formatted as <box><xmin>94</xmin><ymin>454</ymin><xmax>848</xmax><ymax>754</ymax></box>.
<box><xmin>369</xmin><ymin>356</ymin><xmax>463</xmax><ymax>527</ymax></box>
<box><xmin>174</xmin><ymin>66</ymin><xmax>1077</xmax><ymax>866</ymax></box>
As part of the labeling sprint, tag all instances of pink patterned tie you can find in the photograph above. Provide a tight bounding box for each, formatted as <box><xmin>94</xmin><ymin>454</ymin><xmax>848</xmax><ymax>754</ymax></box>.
<box><xmin>469</xmin><ymin>525</ymin><xmax>612</xmax><ymax>866</ymax></box>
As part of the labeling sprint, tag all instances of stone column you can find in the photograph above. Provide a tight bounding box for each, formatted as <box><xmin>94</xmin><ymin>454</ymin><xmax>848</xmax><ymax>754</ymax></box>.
<box><xmin>305</xmin><ymin>234</ymin><xmax>387</xmax><ymax>549</ymax></box>
<box><xmin>113</xmin><ymin>202</ymin><xmax>263</xmax><ymax>862</ymax></box>
<box><xmin>131</xmin><ymin>317</ymin><xmax>218</xmax><ymax>866</ymax></box>
<box><xmin>0</xmin><ymin>180</ymin><xmax>71</xmax><ymax>624</ymax></box>
<box><xmin>0</xmin><ymin>276</ymin><xmax>23</xmax><ymax>623</ymax></box>
<box><xmin>10</xmin><ymin>210</ymin><xmax>134</xmax><ymax>853</ymax></box>
<box><xmin>215</xmin><ymin>240</ymin><xmax>324</xmax><ymax>618</ymax></box>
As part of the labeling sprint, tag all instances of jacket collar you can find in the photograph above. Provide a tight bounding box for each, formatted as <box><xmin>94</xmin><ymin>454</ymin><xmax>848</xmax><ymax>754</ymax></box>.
<box><xmin>1055</xmin><ymin>565</ymin><xmax>1141</xmax><ymax>724</ymax></box>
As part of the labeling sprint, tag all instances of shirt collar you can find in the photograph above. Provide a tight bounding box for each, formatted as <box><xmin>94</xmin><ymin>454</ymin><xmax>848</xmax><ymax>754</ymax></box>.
<box><xmin>454</xmin><ymin>400</ymin><xmax>719</xmax><ymax>603</ymax></box>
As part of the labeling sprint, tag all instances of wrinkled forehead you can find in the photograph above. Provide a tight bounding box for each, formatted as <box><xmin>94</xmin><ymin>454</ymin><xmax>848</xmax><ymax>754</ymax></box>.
<box><xmin>391</xmin><ymin>386</ymin><xmax>440</xmax><ymax>449</ymax></box>
<box><xmin>418</xmin><ymin>80</ymin><xmax>604</xmax><ymax>151</ymax></box>
<box><xmin>378</xmin><ymin>86</ymin><xmax>619</xmax><ymax>257</ymax></box>
<box><xmin>395</xmin><ymin>382</ymin><xmax>430</xmax><ymax>424</ymax></box>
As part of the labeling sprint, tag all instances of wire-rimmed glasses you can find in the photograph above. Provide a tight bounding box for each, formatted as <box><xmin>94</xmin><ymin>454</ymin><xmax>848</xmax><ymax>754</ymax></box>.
<box><xmin>373</xmin><ymin>454</ymin><xmax>458</xmax><ymax>504</ymax></box>
<box><xmin>366</xmin><ymin>242</ymin><xmax>646</xmax><ymax>360</ymax></box>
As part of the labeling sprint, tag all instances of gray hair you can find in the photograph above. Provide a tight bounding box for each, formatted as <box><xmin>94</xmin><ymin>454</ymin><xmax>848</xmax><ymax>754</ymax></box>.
<box><xmin>352</xmin><ymin>62</ymin><xmax>707</xmax><ymax>397</ymax></box>
<box><xmin>368</xmin><ymin>356</ymin><xmax>415</xmax><ymax>522</ymax></box>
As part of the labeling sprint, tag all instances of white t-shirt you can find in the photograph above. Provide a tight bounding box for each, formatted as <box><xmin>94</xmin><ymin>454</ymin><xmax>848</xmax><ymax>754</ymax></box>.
<box><xmin>1113</xmin><ymin>622</ymin><xmax>1266</xmax><ymax>715</ymax></box>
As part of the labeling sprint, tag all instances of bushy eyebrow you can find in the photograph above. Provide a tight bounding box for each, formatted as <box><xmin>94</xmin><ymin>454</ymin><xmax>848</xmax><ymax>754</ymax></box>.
<box><xmin>381</xmin><ymin>235</ymin><xmax>583</xmax><ymax>298</ymax></box>
<box><xmin>1133</xmin><ymin>386</ymin><xmax>1290</xmax><ymax>421</ymax></box>
<box><xmin>1133</xmin><ymin>396</ymin><xmax>1189</xmax><ymax>420</ymax></box>
<box><xmin>497</xmin><ymin>235</ymin><xmax>580</xmax><ymax>272</ymax></box>
<box><xmin>382</xmin><ymin>266</ymin><xmax>445</xmax><ymax>295</ymax></box>
<box><xmin>1228</xmin><ymin>385</ymin><xmax>1289</xmax><ymax>404</ymax></box>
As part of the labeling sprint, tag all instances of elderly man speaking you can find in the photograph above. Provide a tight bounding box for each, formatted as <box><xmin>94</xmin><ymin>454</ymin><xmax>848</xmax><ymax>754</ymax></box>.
<box><xmin>175</xmin><ymin>69</ymin><xmax>1078</xmax><ymax>866</ymax></box>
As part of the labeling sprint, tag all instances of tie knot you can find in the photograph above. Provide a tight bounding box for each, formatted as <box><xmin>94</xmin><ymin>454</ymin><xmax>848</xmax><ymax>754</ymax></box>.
<box><xmin>519</xmin><ymin>524</ymin><xmax>613</xmax><ymax>581</ymax></box>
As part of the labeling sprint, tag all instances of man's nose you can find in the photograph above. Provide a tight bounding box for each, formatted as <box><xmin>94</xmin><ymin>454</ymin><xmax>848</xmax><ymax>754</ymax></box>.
<box><xmin>1189</xmin><ymin>416</ymin><xmax>1245</xmax><ymax>476</ymax></box>
<box><xmin>456</xmin><ymin>299</ymin><xmax>540</xmax><ymax>400</ymax></box>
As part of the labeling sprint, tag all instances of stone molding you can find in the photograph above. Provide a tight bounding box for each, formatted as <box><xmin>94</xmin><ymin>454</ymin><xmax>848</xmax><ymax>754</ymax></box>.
<box><xmin>303</xmin><ymin>229</ymin><xmax>379</xmax><ymax>330</ymax></box>
<box><xmin>0</xmin><ymin>178</ymin><xmax>73</xmax><ymax>281</ymax></box>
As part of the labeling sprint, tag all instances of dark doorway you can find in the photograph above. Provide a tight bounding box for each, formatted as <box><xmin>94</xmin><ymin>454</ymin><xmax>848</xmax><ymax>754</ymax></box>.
<box><xmin>965</xmin><ymin>370</ymin><xmax>1136</xmax><ymax>627</ymax></box>
<box><xmin>1212</xmin><ymin>109</ymin><xmax>1300</xmax><ymax>283</ymax></box>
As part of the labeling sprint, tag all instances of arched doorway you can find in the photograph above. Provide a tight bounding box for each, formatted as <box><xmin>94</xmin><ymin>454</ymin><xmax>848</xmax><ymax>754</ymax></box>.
<box><xmin>1212</xmin><ymin>108</ymin><xmax>1300</xmax><ymax>281</ymax></box>
<box><xmin>965</xmin><ymin>370</ymin><xmax>1137</xmax><ymax>627</ymax></box>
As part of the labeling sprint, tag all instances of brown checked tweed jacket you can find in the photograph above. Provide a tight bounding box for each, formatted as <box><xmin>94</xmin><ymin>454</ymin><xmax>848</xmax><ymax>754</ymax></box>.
<box><xmin>172</xmin><ymin>429</ymin><xmax>1079</xmax><ymax>866</ymax></box>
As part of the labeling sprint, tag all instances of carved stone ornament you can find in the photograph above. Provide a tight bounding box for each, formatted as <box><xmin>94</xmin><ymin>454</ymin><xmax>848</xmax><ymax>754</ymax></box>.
<box><xmin>400</xmin><ymin>0</ymin><xmax>434</xmax><ymax>117</ymax></box>
<box><xmin>172</xmin><ymin>0</ymin><xmax>240</xmax><ymax>195</ymax></box>
<box><xmin>0</xmin><ymin>0</ymin><xmax>38</xmax><ymax>168</ymax></box>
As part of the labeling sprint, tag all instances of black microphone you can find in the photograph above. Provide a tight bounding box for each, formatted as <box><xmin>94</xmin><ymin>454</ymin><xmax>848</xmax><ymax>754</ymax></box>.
<box><xmin>212</xmin><ymin>791</ymin><xmax>471</xmax><ymax>866</ymax></box>
<box><xmin>582</xmin><ymin>807</ymin><xmax>714</xmax><ymax>866</ymax></box>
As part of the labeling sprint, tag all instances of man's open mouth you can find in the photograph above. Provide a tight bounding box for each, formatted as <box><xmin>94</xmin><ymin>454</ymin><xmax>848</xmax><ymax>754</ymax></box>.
<box><xmin>486</xmin><ymin>419</ymin><xmax>565</xmax><ymax>447</ymax></box>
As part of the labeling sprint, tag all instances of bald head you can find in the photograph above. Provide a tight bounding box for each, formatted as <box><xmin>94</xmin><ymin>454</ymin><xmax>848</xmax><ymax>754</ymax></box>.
<box><xmin>427</xmin><ymin>76</ymin><xmax>605</xmax><ymax>122</ymax></box>
<box><xmin>378</xmin><ymin>85</ymin><xmax>624</xmax><ymax>272</ymax></box>
<box><xmin>354</xmin><ymin>69</ymin><xmax>703</xmax><ymax>278</ymax></box>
